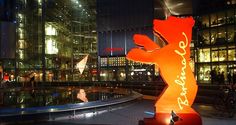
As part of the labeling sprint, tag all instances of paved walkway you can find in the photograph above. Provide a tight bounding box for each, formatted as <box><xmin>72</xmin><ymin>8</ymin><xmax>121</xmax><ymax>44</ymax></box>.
<box><xmin>26</xmin><ymin>99</ymin><xmax>236</xmax><ymax>125</ymax></box>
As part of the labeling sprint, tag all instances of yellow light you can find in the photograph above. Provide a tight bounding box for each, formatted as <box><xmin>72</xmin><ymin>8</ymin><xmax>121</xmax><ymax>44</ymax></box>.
<box><xmin>19</xmin><ymin>50</ymin><xmax>24</xmax><ymax>59</ymax></box>
<box><xmin>45</xmin><ymin>24</ymin><xmax>57</xmax><ymax>36</ymax></box>
<box><xmin>46</xmin><ymin>38</ymin><xmax>58</xmax><ymax>54</ymax></box>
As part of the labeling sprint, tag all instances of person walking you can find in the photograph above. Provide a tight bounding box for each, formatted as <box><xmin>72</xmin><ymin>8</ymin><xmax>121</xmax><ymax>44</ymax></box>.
<box><xmin>227</xmin><ymin>72</ymin><xmax>232</xmax><ymax>84</ymax></box>
<box><xmin>210</xmin><ymin>69</ymin><xmax>217</xmax><ymax>84</ymax></box>
<box><xmin>233</xmin><ymin>71</ymin><xmax>236</xmax><ymax>85</ymax></box>
<box><xmin>220</xmin><ymin>71</ymin><xmax>225</xmax><ymax>85</ymax></box>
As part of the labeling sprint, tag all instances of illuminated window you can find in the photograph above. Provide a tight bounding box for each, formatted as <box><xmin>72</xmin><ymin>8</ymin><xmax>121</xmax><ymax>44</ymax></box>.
<box><xmin>218</xmin><ymin>47</ymin><xmax>227</xmax><ymax>61</ymax></box>
<box><xmin>228</xmin><ymin>47</ymin><xmax>236</xmax><ymax>61</ymax></box>
<box><xmin>46</xmin><ymin>38</ymin><xmax>58</xmax><ymax>54</ymax></box>
<box><xmin>18</xmin><ymin>40</ymin><xmax>25</xmax><ymax>49</ymax></box>
<box><xmin>101</xmin><ymin>58</ymin><xmax>107</xmax><ymax>67</ymax></box>
<box><xmin>19</xmin><ymin>50</ymin><xmax>24</xmax><ymax>59</ymax></box>
<box><xmin>210</xmin><ymin>28</ymin><xmax>217</xmax><ymax>44</ymax></box>
<box><xmin>38</xmin><ymin>0</ymin><xmax>42</xmax><ymax>5</ymax></box>
<box><xmin>202</xmin><ymin>30</ymin><xmax>210</xmax><ymax>45</ymax></box>
<box><xmin>212</xmin><ymin>48</ymin><xmax>218</xmax><ymax>62</ymax></box>
<box><xmin>198</xmin><ymin>49</ymin><xmax>210</xmax><ymax>62</ymax></box>
<box><xmin>197</xmin><ymin>65</ymin><xmax>210</xmax><ymax>82</ymax></box>
<box><xmin>45</xmin><ymin>24</ymin><xmax>57</xmax><ymax>36</ymax></box>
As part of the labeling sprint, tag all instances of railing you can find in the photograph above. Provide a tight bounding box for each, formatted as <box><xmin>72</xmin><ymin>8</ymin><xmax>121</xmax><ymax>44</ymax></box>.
<box><xmin>0</xmin><ymin>90</ymin><xmax>142</xmax><ymax>123</ymax></box>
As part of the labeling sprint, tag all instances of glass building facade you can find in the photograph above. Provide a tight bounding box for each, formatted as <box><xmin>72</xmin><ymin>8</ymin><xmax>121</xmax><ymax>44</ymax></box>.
<box><xmin>194</xmin><ymin>5</ymin><xmax>236</xmax><ymax>84</ymax></box>
<box><xmin>97</xmin><ymin>0</ymin><xmax>167</xmax><ymax>82</ymax></box>
<box><xmin>1</xmin><ymin>0</ymin><xmax>97</xmax><ymax>82</ymax></box>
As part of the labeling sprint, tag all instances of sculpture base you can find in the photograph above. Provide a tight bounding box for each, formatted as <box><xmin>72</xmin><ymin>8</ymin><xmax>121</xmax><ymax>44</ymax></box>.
<box><xmin>140</xmin><ymin>112</ymin><xmax>202</xmax><ymax>125</ymax></box>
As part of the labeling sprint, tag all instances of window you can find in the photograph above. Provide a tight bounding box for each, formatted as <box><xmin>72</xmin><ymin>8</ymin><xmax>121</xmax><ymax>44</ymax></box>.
<box><xmin>202</xmin><ymin>15</ymin><xmax>209</xmax><ymax>27</ymax></box>
<box><xmin>228</xmin><ymin>47</ymin><xmax>236</xmax><ymax>61</ymax></box>
<box><xmin>198</xmin><ymin>49</ymin><xmax>210</xmax><ymax>62</ymax></box>
<box><xmin>197</xmin><ymin>65</ymin><xmax>210</xmax><ymax>82</ymax></box>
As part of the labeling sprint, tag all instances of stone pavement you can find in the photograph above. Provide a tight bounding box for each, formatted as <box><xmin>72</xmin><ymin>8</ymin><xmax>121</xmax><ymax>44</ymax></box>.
<box><xmin>27</xmin><ymin>99</ymin><xmax>236</xmax><ymax>125</ymax></box>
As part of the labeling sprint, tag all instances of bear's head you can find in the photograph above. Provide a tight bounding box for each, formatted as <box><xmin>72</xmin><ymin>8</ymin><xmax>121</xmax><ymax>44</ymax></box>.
<box><xmin>153</xmin><ymin>16</ymin><xmax>195</xmax><ymax>45</ymax></box>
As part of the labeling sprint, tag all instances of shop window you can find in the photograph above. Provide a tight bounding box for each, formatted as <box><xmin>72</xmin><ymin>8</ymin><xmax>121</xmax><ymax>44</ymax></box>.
<box><xmin>100</xmin><ymin>69</ymin><xmax>116</xmax><ymax>81</ymax></box>
<box><xmin>117</xmin><ymin>68</ymin><xmax>126</xmax><ymax>81</ymax></box>
<box><xmin>211</xmin><ymin>65</ymin><xmax>227</xmax><ymax>84</ymax></box>
<box><xmin>197</xmin><ymin>65</ymin><xmax>210</xmax><ymax>82</ymax></box>
<box><xmin>228</xmin><ymin>47</ymin><xmax>236</xmax><ymax>61</ymax></box>
<box><xmin>212</xmin><ymin>48</ymin><xmax>218</xmax><ymax>62</ymax></box>
<box><xmin>218</xmin><ymin>47</ymin><xmax>227</xmax><ymax>61</ymax></box>
<box><xmin>198</xmin><ymin>49</ymin><xmax>210</xmax><ymax>62</ymax></box>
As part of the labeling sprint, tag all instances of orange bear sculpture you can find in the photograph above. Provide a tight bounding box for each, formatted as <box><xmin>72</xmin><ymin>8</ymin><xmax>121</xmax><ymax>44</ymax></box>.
<box><xmin>127</xmin><ymin>16</ymin><xmax>202</xmax><ymax>125</ymax></box>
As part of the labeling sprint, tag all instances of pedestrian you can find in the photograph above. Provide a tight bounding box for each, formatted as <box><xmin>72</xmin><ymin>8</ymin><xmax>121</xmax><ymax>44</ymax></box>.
<box><xmin>210</xmin><ymin>69</ymin><xmax>216</xmax><ymax>84</ymax></box>
<box><xmin>227</xmin><ymin>72</ymin><xmax>232</xmax><ymax>84</ymax></box>
<box><xmin>220</xmin><ymin>71</ymin><xmax>225</xmax><ymax>85</ymax></box>
<box><xmin>233</xmin><ymin>71</ymin><xmax>236</xmax><ymax>85</ymax></box>
<box><xmin>217</xmin><ymin>72</ymin><xmax>221</xmax><ymax>84</ymax></box>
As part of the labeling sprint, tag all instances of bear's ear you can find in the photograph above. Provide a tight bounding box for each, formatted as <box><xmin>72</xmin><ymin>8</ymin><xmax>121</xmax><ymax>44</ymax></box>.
<box><xmin>185</xmin><ymin>16</ymin><xmax>195</xmax><ymax>27</ymax></box>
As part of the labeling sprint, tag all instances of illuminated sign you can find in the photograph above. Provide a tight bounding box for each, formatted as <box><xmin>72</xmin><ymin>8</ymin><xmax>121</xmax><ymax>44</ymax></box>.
<box><xmin>105</xmin><ymin>47</ymin><xmax>123</xmax><ymax>52</ymax></box>
<box><xmin>126</xmin><ymin>16</ymin><xmax>202</xmax><ymax>125</ymax></box>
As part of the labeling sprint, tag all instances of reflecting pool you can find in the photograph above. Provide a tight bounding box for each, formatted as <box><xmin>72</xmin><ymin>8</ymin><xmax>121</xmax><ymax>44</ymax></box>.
<box><xmin>0</xmin><ymin>87</ymin><xmax>130</xmax><ymax>108</ymax></box>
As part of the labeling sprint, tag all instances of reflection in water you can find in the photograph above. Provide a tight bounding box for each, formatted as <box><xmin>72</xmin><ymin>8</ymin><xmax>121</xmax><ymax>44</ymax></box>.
<box><xmin>0</xmin><ymin>87</ymin><xmax>127</xmax><ymax>108</ymax></box>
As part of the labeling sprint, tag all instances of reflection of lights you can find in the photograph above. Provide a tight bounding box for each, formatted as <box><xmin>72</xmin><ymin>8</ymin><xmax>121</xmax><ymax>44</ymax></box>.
<box><xmin>18</xmin><ymin>13</ymin><xmax>23</xmax><ymax>19</ymax></box>
<box><xmin>85</xmin><ymin>112</ymin><xmax>94</xmax><ymax>118</ymax></box>
<box><xmin>133</xmin><ymin>69</ymin><xmax>146</xmax><ymax>71</ymax></box>
<box><xmin>165</xmin><ymin>116</ymin><xmax>171</xmax><ymax>125</ymax></box>
<box><xmin>20</xmin><ymin>104</ymin><xmax>25</xmax><ymax>108</ymax></box>
<box><xmin>19</xmin><ymin>40</ymin><xmax>25</xmax><ymax>49</ymax></box>
<box><xmin>120</xmin><ymin>72</ymin><xmax>125</xmax><ymax>77</ymax></box>
<box><xmin>38</xmin><ymin>0</ymin><xmax>42</xmax><ymax>5</ymax></box>
<box><xmin>100</xmin><ymin>73</ymin><xmax>106</xmax><ymax>77</ymax></box>
<box><xmin>19</xmin><ymin>50</ymin><xmax>24</xmax><ymax>59</ymax></box>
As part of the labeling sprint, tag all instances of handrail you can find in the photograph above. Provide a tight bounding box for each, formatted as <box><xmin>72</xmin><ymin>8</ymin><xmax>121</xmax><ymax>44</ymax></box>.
<box><xmin>0</xmin><ymin>91</ymin><xmax>142</xmax><ymax>117</ymax></box>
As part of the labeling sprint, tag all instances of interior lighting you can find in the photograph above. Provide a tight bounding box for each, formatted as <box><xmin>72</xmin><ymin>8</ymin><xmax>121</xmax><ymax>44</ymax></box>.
<box><xmin>46</xmin><ymin>38</ymin><xmax>58</xmax><ymax>54</ymax></box>
<box><xmin>45</xmin><ymin>24</ymin><xmax>57</xmax><ymax>36</ymax></box>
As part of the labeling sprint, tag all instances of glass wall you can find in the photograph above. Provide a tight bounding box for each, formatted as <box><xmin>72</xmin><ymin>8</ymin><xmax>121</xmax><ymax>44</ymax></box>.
<box><xmin>99</xmin><ymin>57</ymin><xmax>154</xmax><ymax>82</ymax></box>
<box><xmin>195</xmin><ymin>7</ymin><xmax>236</xmax><ymax>84</ymax></box>
<box><xmin>1</xmin><ymin>0</ymin><xmax>97</xmax><ymax>83</ymax></box>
